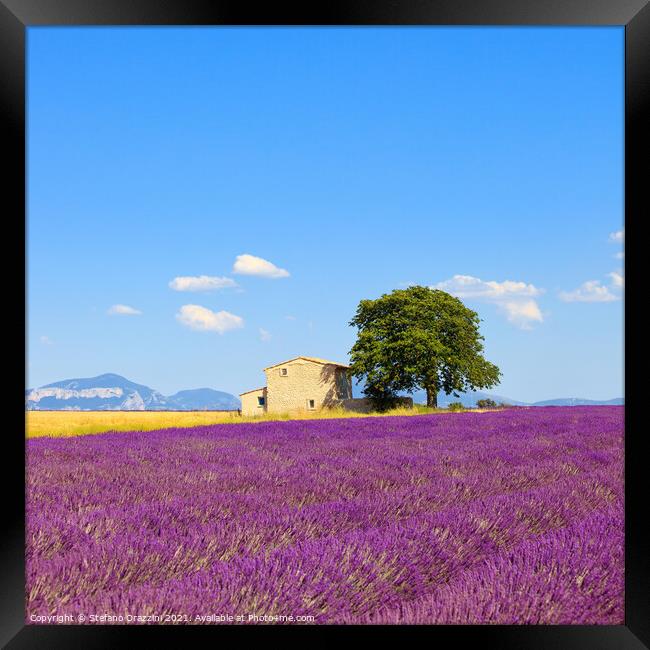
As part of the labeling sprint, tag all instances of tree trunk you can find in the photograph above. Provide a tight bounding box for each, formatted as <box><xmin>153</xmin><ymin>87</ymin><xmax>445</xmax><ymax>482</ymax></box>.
<box><xmin>426</xmin><ymin>385</ymin><xmax>438</xmax><ymax>408</ymax></box>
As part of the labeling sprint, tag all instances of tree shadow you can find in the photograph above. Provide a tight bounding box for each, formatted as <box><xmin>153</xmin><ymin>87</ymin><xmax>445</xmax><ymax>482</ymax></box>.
<box><xmin>318</xmin><ymin>364</ymin><xmax>352</xmax><ymax>407</ymax></box>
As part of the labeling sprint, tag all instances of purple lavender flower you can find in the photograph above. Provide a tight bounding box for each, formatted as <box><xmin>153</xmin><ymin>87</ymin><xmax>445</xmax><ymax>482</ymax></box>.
<box><xmin>26</xmin><ymin>406</ymin><xmax>624</xmax><ymax>624</ymax></box>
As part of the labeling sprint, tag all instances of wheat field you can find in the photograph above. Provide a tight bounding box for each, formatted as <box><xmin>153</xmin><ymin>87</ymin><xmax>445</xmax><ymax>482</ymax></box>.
<box><xmin>25</xmin><ymin>405</ymin><xmax>444</xmax><ymax>439</ymax></box>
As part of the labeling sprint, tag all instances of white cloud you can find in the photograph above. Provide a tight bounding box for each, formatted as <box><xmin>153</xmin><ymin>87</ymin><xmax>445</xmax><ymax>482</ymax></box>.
<box><xmin>176</xmin><ymin>304</ymin><xmax>244</xmax><ymax>334</ymax></box>
<box><xmin>499</xmin><ymin>300</ymin><xmax>543</xmax><ymax>330</ymax></box>
<box><xmin>259</xmin><ymin>328</ymin><xmax>272</xmax><ymax>342</ymax></box>
<box><xmin>169</xmin><ymin>275</ymin><xmax>238</xmax><ymax>292</ymax></box>
<box><xmin>559</xmin><ymin>280</ymin><xmax>619</xmax><ymax>303</ymax></box>
<box><xmin>434</xmin><ymin>274</ymin><xmax>544</xmax><ymax>329</ymax></box>
<box><xmin>108</xmin><ymin>304</ymin><xmax>142</xmax><ymax>316</ymax></box>
<box><xmin>609</xmin><ymin>229</ymin><xmax>624</xmax><ymax>243</ymax></box>
<box><xmin>40</xmin><ymin>335</ymin><xmax>53</xmax><ymax>345</ymax></box>
<box><xmin>233</xmin><ymin>254</ymin><xmax>290</xmax><ymax>279</ymax></box>
<box><xmin>609</xmin><ymin>229</ymin><xmax>624</xmax><ymax>260</ymax></box>
<box><xmin>608</xmin><ymin>271</ymin><xmax>624</xmax><ymax>289</ymax></box>
<box><xmin>435</xmin><ymin>275</ymin><xmax>543</xmax><ymax>299</ymax></box>
<box><xmin>285</xmin><ymin>315</ymin><xmax>296</xmax><ymax>321</ymax></box>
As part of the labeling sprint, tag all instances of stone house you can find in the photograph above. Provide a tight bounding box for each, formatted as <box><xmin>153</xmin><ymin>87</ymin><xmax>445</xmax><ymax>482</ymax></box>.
<box><xmin>240</xmin><ymin>356</ymin><xmax>357</xmax><ymax>416</ymax></box>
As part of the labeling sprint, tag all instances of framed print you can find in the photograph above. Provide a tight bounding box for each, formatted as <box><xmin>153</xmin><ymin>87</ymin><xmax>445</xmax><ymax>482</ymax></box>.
<box><xmin>1</xmin><ymin>0</ymin><xmax>647</xmax><ymax>647</ymax></box>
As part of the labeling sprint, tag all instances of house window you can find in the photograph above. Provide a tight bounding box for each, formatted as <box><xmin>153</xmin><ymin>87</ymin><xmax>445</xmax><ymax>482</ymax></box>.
<box><xmin>307</xmin><ymin>399</ymin><xmax>316</xmax><ymax>410</ymax></box>
<box><xmin>280</xmin><ymin>368</ymin><xmax>288</xmax><ymax>376</ymax></box>
<box><xmin>257</xmin><ymin>396</ymin><xmax>265</xmax><ymax>407</ymax></box>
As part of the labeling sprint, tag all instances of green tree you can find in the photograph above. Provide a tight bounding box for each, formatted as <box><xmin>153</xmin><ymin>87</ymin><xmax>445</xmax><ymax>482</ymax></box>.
<box><xmin>348</xmin><ymin>286</ymin><xmax>501</xmax><ymax>409</ymax></box>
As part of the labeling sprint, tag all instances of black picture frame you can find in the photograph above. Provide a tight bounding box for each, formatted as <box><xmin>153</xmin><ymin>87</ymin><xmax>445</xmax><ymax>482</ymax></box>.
<box><xmin>2</xmin><ymin>1</ymin><xmax>646</xmax><ymax>647</ymax></box>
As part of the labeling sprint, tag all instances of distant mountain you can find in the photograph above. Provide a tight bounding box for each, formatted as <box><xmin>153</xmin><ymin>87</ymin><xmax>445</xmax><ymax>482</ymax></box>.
<box><xmin>26</xmin><ymin>374</ymin><xmax>240</xmax><ymax>411</ymax></box>
<box><xmin>166</xmin><ymin>388</ymin><xmax>240</xmax><ymax>411</ymax></box>
<box><xmin>410</xmin><ymin>390</ymin><xmax>623</xmax><ymax>408</ymax></box>
<box><xmin>352</xmin><ymin>379</ymin><xmax>525</xmax><ymax>407</ymax></box>
<box><xmin>409</xmin><ymin>388</ymin><xmax>528</xmax><ymax>407</ymax></box>
<box><xmin>26</xmin><ymin>373</ymin><xmax>622</xmax><ymax>412</ymax></box>
<box><xmin>352</xmin><ymin>379</ymin><xmax>621</xmax><ymax>408</ymax></box>
<box><xmin>530</xmin><ymin>397</ymin><xmax>624</xmax><ymax>407</ymax></box>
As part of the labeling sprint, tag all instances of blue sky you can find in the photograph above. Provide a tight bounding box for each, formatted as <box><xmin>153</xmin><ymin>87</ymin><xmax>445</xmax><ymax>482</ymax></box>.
<box><xmin>27</xmin><ymin>27</ymin><xmax>624</xmax><ymax>402</ymax></box>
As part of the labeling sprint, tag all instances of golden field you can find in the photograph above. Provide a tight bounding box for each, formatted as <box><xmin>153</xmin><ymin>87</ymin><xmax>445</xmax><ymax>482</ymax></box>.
<box><xmin>26</xmin><ymin>405</ymin><xmax>444</xmax><ymax>439</ymax></box>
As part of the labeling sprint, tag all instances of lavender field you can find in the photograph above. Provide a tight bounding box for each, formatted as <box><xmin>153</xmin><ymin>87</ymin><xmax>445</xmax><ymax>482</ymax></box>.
<box><xmin>26</xmin><ymin>407</ymin><xmax>624</xmax><ymax>625</ymax></box>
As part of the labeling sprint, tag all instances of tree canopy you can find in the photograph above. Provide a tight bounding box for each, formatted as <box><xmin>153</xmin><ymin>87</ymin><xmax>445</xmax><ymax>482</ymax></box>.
<box><xmin>348</xmin><ymin>286</ymin><xmax>501</xmax><ymax>408</ymax></box>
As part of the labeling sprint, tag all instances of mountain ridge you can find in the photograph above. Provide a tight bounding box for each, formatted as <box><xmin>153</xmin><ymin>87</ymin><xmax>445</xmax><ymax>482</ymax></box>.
<box><xmin>352</xmin><ymin>380</ymin><xmax>622</xmax><ymax>408</ymax></box>
<box><xmin>26</xmin><ymin>373</ymin><xmax>623</xmax><ymax>411</ymax></box>
<box><xmin>402</xmin><ymin>389</ymin><xmax>622</xmax><ymax>407</ymax></box>
<box><xmin>26</xmin><ymin>374</ymin><xmax>241</xmax><ymax>411</ymax></box>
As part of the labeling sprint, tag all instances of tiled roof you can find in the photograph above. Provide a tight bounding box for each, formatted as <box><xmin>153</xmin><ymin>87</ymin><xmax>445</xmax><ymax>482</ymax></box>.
<box><xmin>239</xmin><ymin>387</ymin><xmax>266</xmax><ymax>396</ymax></box>
<box><xmin>263</xmin><ymin>356</ymin><xmax>350</xmax><ymax>371</ymax></box>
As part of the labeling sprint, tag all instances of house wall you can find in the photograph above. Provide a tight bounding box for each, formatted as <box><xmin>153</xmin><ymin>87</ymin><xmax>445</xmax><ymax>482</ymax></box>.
<box><xmin>336</xmin><ymin>368</ymin><xmax>353</xmax><ymax>401</ymax></box>
<box><xmin>265</xmin><ymin>359</ymin><xmax>351</xmax><ymax>413</ymax></box>
<box><xmin>240</xmin><ymin>388</ymin><xmax>267</xmax><ymax>416</ymax></box>
<box><xmin>339</xmin><ymin>398</ymin><xmax>374</xmax><ymax>413</ymax></box>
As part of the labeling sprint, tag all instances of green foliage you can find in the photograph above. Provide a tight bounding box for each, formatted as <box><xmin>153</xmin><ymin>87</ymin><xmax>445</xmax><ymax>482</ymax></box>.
<box><xmin>447</xmin><ymin>401</ymin><xmax>464</xmax><ymax>411</ymax></box>
<box><xmin>348</xmin><ymin>286</ymin><xmax>501</xmax><ymax>408</ymax></box>
<box><xmin>477</xmin><ymin>398</ymin><xmax>498</xmax><ymax>409</ymax></box>
<box><xmin>368</xmin><ymin>395</ymin><xmax>406</xmax><ymax>412</ymax></box>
